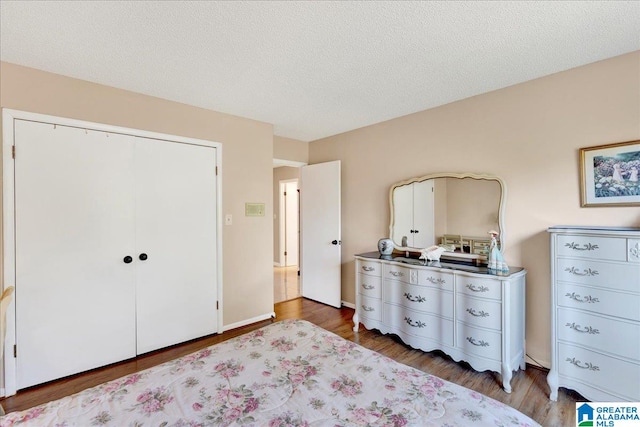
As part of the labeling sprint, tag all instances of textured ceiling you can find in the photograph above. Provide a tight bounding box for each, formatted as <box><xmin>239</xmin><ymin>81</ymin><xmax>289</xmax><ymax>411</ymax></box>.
<box><xmin>1</xmin><ymin>1</ymin><xmax>639</xmax><ymax>142</ymax></box>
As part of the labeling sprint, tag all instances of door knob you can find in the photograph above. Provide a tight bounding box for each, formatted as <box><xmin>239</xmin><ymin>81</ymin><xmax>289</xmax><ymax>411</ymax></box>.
<box><xmin>123</xmin><ymin>256</ymin><xmax>133</xmax><ymax>264</ymax></box>
<box><xmin>331</xmin><ymin>240</ymin><xmax>341</xmax><ymax>245</ymax></box>
<box><xmin>139</xmin><ymin>253</ymin><xmax>148</xmax><ymax>261</ymax></box>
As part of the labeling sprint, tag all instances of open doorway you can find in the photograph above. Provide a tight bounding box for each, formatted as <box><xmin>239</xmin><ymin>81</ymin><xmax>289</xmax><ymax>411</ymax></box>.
<box><xmin>273</xmin><ymin>161</ymin><xmax>304</xmax><ymax>303</ymax></box>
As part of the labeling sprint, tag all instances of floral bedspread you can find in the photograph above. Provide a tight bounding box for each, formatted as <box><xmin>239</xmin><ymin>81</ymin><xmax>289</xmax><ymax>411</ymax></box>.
<box><xmin>1</xmin><ymin>319</ymin><xmax>539</xmax><ymax>426</ymax></box>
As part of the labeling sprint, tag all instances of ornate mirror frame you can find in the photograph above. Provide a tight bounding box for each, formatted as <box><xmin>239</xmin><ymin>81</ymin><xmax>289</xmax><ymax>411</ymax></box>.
<box><xmin>389</xmin><ymin>172</ymin><xmax>507</xmax><ymax>258</ymax></box>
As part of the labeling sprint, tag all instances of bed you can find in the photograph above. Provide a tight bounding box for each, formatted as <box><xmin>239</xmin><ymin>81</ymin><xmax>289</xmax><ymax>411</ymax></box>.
<box><xmin>1</xmin><ymin>319</ymin><xmax>539</xmax><ymax>426</ymax></box>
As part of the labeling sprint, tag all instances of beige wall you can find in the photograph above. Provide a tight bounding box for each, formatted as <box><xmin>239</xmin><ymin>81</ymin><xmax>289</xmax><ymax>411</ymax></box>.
<box><xmin>0</xmin><ymin>62</ymin><xmax>275</xmax><ymax>328</ymax></box>
<box><xmin>273</xmin><ymin>166</ymin><xmax>301</xmax><ymax>264</ymax></box>
<box><xmin>309</xmin><ymin>51</ymin><xmax>640</xmax><ymax>367</ymax></box>
<box><xmin>274</xmin><ymin>135</ymin><xmax>309</xmax><ymax>163</ymax></box>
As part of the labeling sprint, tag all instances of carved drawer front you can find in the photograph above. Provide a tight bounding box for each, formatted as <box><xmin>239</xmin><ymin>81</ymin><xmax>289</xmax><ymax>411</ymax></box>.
<box><xmin>456</xmin><ymin>323</ymin><xmax>501</xmax><ymax>361</ymax></box>
<box><xmin>358</xmin><ymin>260</ymin><xmax>382</xmax><ymax>277</ymax></box>
<box><xmin>558</xmin><ymin>283</ymin><xmax>640</xmax><ymax>321</ymax></box>
<box><xmin>416</xmin><ymin>270</ymin><xmax>454</xmax><ymax>291</ymax></box>
<box><xmin>558</xmin><ymin>343</ymin><xmax>640</xmax><ymax>400</ymax></box>
<box><xmin>456</xmin><ymin>295</ymin><xmax>502</xmax><ymax>331</ymax></box>
<box><xmin>384</xmin><ymin>304</ymin><xmax>454</xmax><ymax>345</ymax></box>
<box><xmin>557</xmin><ymin>235</ymin><xmax>627</xmax><ymax>262</ymax></box>
<box><xmin>629</xmin><ymin>239</ymin><xmax>640</xmax><ymax>263</ymax></box>
<box><xmin>359</xmin><ymin>295</ymin><xmax>382</xmax><ymax>321</ymax></box>
<box><xmin>384</xmin><ymin>280</ymin><xmax>453</xmax><ymax>319</ymax></box>
<box><xmin>456</xmin><ymin>277</ymin><xmax>501</xmax><ymax>301</ymax></box>
<box><xmin>557</xmin><ymin>308</ymin><xmax>640</xmax><ymax>361</ymax></box>
<box><xmin>357</xmin><ymin>274</ymin><xmax>382</xmax><ymax>299</ymax></box>
<box><xmin>557</xmin><ymin>258</ymin><xmax>639</xmax><ymax>292</ymax></box>
<box><xmin>383</xmin><ymin>264</ymin><xmax>413</xmax><ymax>284</ymax></box>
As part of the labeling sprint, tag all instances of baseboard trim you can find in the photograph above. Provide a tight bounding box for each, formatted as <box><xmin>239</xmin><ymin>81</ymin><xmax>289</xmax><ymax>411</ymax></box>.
<box><xmin>222</xmin><ymin>312</ymin><xmax>276</xmax><ymax>332</ymax></box>
<box><xmin>341</xmin><ymin>301</ymin><xmax>355</xmax><ymax>309</ymax></box>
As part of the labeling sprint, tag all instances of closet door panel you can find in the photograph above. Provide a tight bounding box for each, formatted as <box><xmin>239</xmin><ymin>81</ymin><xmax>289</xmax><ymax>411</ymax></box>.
<box><xmin>14</xmin><ymin>121</ymin><xmax>137</xmax><ymax>389</ymax></box>
<box><xmin>134</xmin><ymin>138</ymin><xmax>218</xmax><ymax>354</ymax></box>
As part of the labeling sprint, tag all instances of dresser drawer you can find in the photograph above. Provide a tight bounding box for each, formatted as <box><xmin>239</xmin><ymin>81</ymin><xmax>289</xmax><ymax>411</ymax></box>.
<box><xmin>456</xmin><ymin>295</ymin><xmax>502</xmax><ymax>330</ymax></box>
<box><xmin>558</xmin><ymin>308</ymin><xmax>640</xmax><ymax>360</ymax></box>
<box><xmin>384</xmin><ymin>304</ymin><xmax>454</xmax><ymax>345</ymax></box>
<box><xmin>417</xmin><ymin>269</ymin><xmax>454</xmax><ymax>291</ymax></box>
<box><xmin>383</xmin><ymin>264</ymin><xmax>413</xmax><ymax>283</ymax></box>
<box><xmin>357</xmin><ymin>274</ymin><xmax>382</xmax><ymax>299</ymax></box>
<box><xmin>559</xmin><ymin>343</ymin><xmax>640</xmax><ymax>400</ymax></box>
<box><xmin>359</xmin><ymin>295</ymin><xmax>382</xmax><ymax>322</ymax></box>
<box><xmin>384</xmin><ymin>280</ymin><xmax>453</xmax><ymax>318</ymax></box>
<box><xmin>558</xmin><ymin>283</ymin><xmax>640</xmax><ymax>321</ymax></box>
<box><xmin>557</xmin><ymin>257</ymin><xmax>639</xmax><ymax>293</ymax></box>
<box><xmin>556</xmin><ymin>234</ymin><xmax>627</xmax><ymax>262</ymax></box>
<box><xmin>357</xmin><ymin>260</ymin><xmax>382</xmax><ymax>277</ymax></box>
<box><xmin>456</xmin><ymin>276</ymin><xmax>501</xmax><ymax>301</ymax></box>
<box><xmin>456</xmin><ymin>322</ymin><xmax>502</xmax><ymax>361</ymax></box>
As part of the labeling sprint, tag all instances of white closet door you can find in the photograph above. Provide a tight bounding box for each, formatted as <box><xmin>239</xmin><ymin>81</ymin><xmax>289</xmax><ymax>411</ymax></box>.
<box><xmin>134</xmin><ymin>138</ymin><xmax>218</xmax><ymax>354</ymax></box>
<box><xmin>14</xmin><ymin>120</ymin><xmax>137</xmax><ymax>389</ymax></box>
<box><xmin>392</xmin><ymin>184</ymin><xmax>413</xmax><ymax>246</ymax></box>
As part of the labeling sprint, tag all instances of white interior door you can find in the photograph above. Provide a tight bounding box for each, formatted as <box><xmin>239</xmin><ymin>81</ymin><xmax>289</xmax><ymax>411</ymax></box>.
<box><xmin>300</xmin><ymin>161</ymin><xmax>341</xmax><ymax>308</ymax></box>
<box><xmin>135</xmin><ymin>137</ymin><xmax>218</xmax><ymax>354</ymax></box>
<box><xmin>284</xmin><ymin>181</ymin><xmax>299</xmax><ymax>266</ymax></box>
<box><xmin>14</xmin><ymin>120</ymin><xmax>137</xmax><ymax>389</ymax></box>
<box><xmin>413</xmin><ymin>179</ymin><xmax>435</xmax><ymax>248</ymax></box>
<box><xmin>392</xmin><ymin>183</ymin><xmax>413</xmax><ymax>246</ymax></box>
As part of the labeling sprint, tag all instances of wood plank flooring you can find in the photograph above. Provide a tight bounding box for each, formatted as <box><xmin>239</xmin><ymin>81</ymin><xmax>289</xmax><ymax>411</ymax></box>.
<box><xmin>0</xmin><ymin>298</ymin><xmax>582</xmax><ymax>425</ymax></box>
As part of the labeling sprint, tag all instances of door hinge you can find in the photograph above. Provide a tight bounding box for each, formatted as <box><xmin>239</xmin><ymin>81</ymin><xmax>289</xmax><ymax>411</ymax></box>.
<box><xmin>216</xmin><ymin>300</ymin><xmax>219</xmax><ymax>310</ymax></box>
<box><xmin>216</xmin><ymin>166</ymin><xmax>219</xmax><ymax>176</ymax></box>
<box><xmin>284</xmin><ymin>191</ymin><xmax>286</xmax><ymax>196</ymax></box>
<box><xmin>12</xmin><ymin>145</ymin><xmax>16</xmax><ymax>159</ymax></box>
<box><xmin>284</xmin><ymin>251</ymin><xmax>287</xmax><ymax>256</ymax></box>
<box><xmin>13</xmin><ymin>344</ymin><xmax>17</xmax><ymax>358</ymax></box>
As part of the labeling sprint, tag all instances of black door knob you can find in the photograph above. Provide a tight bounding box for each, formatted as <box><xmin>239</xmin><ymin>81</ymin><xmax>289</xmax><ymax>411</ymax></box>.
<box><xmin>331</xmin><ymin>240</ymin><xmax>341</xmax><ymax>245</ymax></box>
<box><xmin>123</xmin><ymin>256</ymin><xmax>133</xmax><ymax>264</ymax></box>
<box><xmin>139</xmin><ymin>253</ymin><xmax>148</xmax><ymax>261</ymax></box>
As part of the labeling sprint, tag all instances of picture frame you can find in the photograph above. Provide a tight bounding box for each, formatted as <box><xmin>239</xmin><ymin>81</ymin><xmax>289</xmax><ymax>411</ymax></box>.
<box><xmin>580</xmin><ymin>140</ymin><xmax>640</xmax><ymax>207</ymax></box>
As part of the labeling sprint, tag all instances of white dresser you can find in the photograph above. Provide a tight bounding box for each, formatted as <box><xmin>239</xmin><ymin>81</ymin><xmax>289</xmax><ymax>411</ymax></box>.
<box><xmin>547</xmin><ymin>226</ymin><xmax>640</xmax><ymax>402</ymax></box>
<box><xmin>353</xmin><ymin>252</ymin><xmax>527</xmax><ymax>392</ymax></box>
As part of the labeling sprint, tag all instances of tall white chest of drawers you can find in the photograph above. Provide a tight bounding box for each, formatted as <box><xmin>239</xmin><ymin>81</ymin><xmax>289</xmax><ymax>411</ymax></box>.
<box><xmin>547</xmin><ymin>226</ymin><xmax>640</xmax><ymax>402</ymax></box>
<box><xmin>353</xmin><ymin>252</ymin><xmax>527</xmax><ymax>392</ymax></box>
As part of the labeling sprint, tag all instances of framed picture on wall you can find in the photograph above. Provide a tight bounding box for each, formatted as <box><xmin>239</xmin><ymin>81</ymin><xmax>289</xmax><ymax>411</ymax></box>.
<box><xmin>580</xmin><ymin>140</ymin><xmax>640</xmax><ymax>207</ymax></box>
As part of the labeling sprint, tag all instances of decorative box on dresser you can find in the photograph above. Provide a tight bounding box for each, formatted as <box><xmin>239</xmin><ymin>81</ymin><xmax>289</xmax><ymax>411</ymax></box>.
<box><xmin>352</xmin><ymin>252</ymin><xmax>527</xmax><ymax>392</ymax></box>
<box><xmin>547</xmin><ymin>226</ymin><xmax>640</xmax><ymax>402</ymax></box>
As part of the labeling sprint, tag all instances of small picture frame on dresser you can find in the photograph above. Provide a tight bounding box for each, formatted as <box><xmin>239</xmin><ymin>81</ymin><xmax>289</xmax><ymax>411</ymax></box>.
<box><xmin>580</xmin><ymin>140</ymin><xmax>640</xmax><ymax>207</ymax></box>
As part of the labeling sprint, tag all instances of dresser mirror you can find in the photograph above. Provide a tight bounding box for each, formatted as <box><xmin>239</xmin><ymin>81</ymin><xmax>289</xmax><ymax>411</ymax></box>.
<box><xmin>389</xmin><ymin>172</ymin><xmax>506</xmax><ymax>260</ymax></box>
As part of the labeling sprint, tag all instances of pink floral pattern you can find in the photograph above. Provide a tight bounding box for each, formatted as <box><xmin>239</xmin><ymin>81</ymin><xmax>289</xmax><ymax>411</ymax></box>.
<box><xmin>0</xmin><ymin>319</ymin><xmax>539</xmax><ymax>426</ymax></box>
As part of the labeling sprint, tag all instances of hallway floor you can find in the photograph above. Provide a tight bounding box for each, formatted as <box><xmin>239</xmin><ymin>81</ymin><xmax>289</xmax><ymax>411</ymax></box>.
<box><xmin>273</xmin><ymin>265</ymin><xmax>300</xmax><ymax>303</ymax></box>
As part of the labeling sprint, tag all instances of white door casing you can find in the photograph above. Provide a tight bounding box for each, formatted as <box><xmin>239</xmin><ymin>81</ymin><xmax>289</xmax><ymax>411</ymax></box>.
<box><xmin>300</xmin><ymin>161</ymin><xmax>341</xmax><ymax>308</ymax></box>
<box><xmin>2</xmin><ymin>109</ymin><xmax>223</xmax><ymax>396</ymax></box>
<box><xmin>282</xmin><ymin>180</ymin><xmax>299</xmax><ymax>267</ymax></box>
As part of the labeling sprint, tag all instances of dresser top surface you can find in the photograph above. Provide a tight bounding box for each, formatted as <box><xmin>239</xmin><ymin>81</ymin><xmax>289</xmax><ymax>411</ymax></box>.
<box><xmin>548</xmin><ymin>225</ymin><xmax>640</xmax><ymax>235</ymax></box>
<box><xmin>355</xmin><ymin>251</ymin><xmax>525</xmax><ymax>276</ymax></box>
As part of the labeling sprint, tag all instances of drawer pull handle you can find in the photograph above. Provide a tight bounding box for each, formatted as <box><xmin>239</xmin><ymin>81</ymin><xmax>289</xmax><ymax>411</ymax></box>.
<box><xmin>566</xmin><ymin>357</ymin><xmax>600</xmax><ymax>371</ymax></box>
<box><xmin>565</xmin><ymin>242</ymin><xmax>599</xmax><ymax>251</ymax></box>
<box><xmin>466</xmin><ymin>308</ymin><xmax>489</xmax><ymax>318</ymax></box>
<box><xmin>565</xmin><ymin>292</ymin><xmax>599</xmax><ymax>304</ymax></box>
<box><xmin>565</xmin><ymin>322</ymin><xmax>599</xmax><ymax>334</ymax></box>
<box><xmin>361</xmin><ymin>284</ymin><xmax>375</xmax><ymax>290</ymax></box>
<box><xmin>466</xmin><ymin>284</ymin><xmax>489</xmax><ymax>293</ymax></box>
<box><xmin>404</xmin><ymin>317</ymin><xmax>426</xmax><ymax>328</ymax></box>
<box><xmin>426</xmin><ymin>277</ymin><xmax>446</xmax><ymax>285</ymax></box>
<box><xmin>362</xmin><ymin>266</ymin><xmax>375</xmax><ymax>272</ymax></box>
<box><xmin>404</xmin><ymin>292</ymin><xmax>426</xmax><ymax>303</ymax></box>
<box><xmin>389</xmin><ymin>271</ymin><xmax>404</xmax><ymax>277</ymax></box>
<box><xmin>361</xmin><ymin>305</ymin><xmax>375</xmax><ymax>312</ymax></box>
<box><xmin>466</xmin><ymin>337</ymin><xmax>489</xmax><ymax>347</ymax></box>
<box><xmin>565</xmin><ymin>267</ymin><xmax>599</xmax><ymax>277</ymax></box>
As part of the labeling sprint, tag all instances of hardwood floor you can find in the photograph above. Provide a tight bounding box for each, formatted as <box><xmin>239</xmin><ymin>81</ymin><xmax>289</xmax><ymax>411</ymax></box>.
<box><xmin>0</xmin><ymin>298</ymin><xmax>581</xmax><ymax>425</ymax></box>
